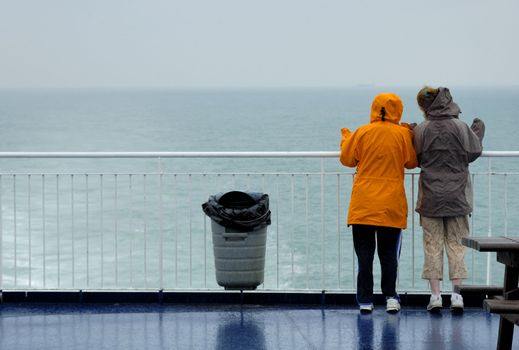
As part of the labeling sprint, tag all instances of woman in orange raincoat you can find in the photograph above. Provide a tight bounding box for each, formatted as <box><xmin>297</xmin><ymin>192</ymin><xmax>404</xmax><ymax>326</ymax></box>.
<box><xmin>340</xmin><ymin>92</ymin><xmax>417</xmax><ymax>313</ymax></box>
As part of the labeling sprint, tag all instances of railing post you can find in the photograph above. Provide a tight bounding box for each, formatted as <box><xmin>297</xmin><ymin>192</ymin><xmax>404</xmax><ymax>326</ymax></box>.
<box><xmin>129</xmin><ymin>174</ymin><xmax>134</xmax><ymax>287</ymax></box>
<box><xmin>71</xmin><ymin>174</ymin><xmax>75</xmax><ymax>287</ymax></box>
<box><xmin>471</xmin><ymin>173</ymin><xmax>475</xmax><ymax>284</ymax></box>
<box><xmin>42</xmin><ymin>174</ymin><xmax>46</xmax><ymax>288</ymax></box>
<box><xmin>159</xmin><ymin>170</ymin><xmax>164</xmax><ymax>290</ymax></box>
<box><xmin>86</xmin><ymin>174</ymin><xmax>89</xmax><ymax>288</ymax></box>
<box><xmin>57</xmin><ymin>174</ymin><xmax>60</xmax><ymax>288</ymax></box>
<box><xmin>337</xmin><ymin>173</ymin><xmax>341</xmax><ymax>289</ymax></box>
<box><xmin>504</xmin><ymin>174</ymin><xmax>508</xmax><ymax>237</ymax></box>
<box><xmin>189</xmin><ymin>174</ymin><xmax>192</xmax><ymax>288</ymax></box>
<box><xmin>99</xmin><ymin>174</ymin><xmax>103</xmax><ymax>288</ymax></box>
<box><xmin>276</xmin><ymin>174</ymin><xmax>280</xmax><ymax>289</ymax></box>
<box><xmin>113</xmin><ymin>174</ymin><xmax>117</xmax><ymax>287</ymax></box>
<box><xmin>0</xmin><ymin>175</ymin><xmax>3</xmax><ymax>289</ymax></box>
<box><xmin>13</xmin><ymin>175</ymin><xmax>17</xmax><ymax>286</ymax></box>
<box><xmin>305</xmin><ymin>174</ymin><xmax>309</xmax><ymax>290</ymax></box>
<box><xmin>411</xmin><ymin>173</ymin><xmax>415</xmax><ymax>288</ymax></box>
<box><xmin>320</xmin><ymin>158</ymin><xmax>325</xmax><ymax>290</ymax></box>
<box><xmin>174</xmin><ymin>174</ymin><xmax>178</xmax><ymax>288</ymax></box>
<box><xmin>143</xmin><ymin>174</ymin><xmax>148</xmax><ymax>289</ymax></box>
<box><xmin>487</xmin><ymin>158</ymin><xmax>492</xmax><ymax>285</ymax></box>
<box><xmin>28</xmin><ymin>175</ymin><xmax>32</xmax><ymax>288</ymax></box>
<box><xmin>291</xmin><ymin>174</ymin><xmax>295</xmax><ymax>288</ymax></box>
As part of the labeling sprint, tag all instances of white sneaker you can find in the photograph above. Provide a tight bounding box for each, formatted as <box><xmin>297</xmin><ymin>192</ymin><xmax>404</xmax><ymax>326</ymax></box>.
<box><xmin>359</xmin><ymin>303</ymin><xmax>374</xmax><ymax>313</ymax></box>
<box><xmin>427</xmin><ymin>294</ymin><xmax>443</xmax><ymax>312</ymax></box>
<box><xmin>386</xmin><ymin>297</ymin><xmax>401</xmax><ymax>313</ymax></box>
<box><xmin>451</xmin><ymin>293</ymin><xmax>464</xmax><ymax>312</ymax></box>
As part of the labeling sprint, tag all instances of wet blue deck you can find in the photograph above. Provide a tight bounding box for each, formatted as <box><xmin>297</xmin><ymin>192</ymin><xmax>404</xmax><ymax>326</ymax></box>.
<box><xmin>1</xmin><ymin>304</ymin><xmax>518</xmax><ymax>349</ymax></box>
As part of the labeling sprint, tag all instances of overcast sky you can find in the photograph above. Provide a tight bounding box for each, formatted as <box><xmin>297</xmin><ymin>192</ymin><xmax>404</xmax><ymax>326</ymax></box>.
<box><xmin>1</xmin><ymin>0</ymin><xmax>518</xmax><ymax>88</ymax></box>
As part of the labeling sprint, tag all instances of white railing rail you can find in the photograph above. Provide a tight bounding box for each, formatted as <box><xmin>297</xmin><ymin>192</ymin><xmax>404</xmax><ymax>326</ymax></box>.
<box><xmin>0</xmin><ymin>151</ymin><xmax>515</xmax><ymax>158</ymax></box>
<box><xmin>0</xmin><ymin>151</ymin><xmax>516</xmax><ymax>292</ymax></box>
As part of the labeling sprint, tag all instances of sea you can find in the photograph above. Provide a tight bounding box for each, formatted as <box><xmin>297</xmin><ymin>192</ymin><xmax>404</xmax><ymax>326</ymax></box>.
<box><xmin>0</xmin><ymin>87</ymin><xmax>518</xmax><ymax>292</ymax></box>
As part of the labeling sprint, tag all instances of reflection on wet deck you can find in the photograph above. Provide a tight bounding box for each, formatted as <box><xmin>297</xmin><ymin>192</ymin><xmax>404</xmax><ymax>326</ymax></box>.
<box><xmin>0</xmin><ymin>304</ymin><xmax>516</xmax><ymax>349</ymax></box>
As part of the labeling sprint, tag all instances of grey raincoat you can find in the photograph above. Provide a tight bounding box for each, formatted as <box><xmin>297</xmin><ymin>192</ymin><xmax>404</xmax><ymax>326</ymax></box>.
<box><xmin>413</xmin><ymin>87</ymin><xmax>485</xmax><ymax>217</ymax></box>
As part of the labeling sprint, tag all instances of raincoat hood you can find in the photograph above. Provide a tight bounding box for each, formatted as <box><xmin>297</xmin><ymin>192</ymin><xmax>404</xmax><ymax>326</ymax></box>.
<box><xmin>370</xmin><ymin>93</ymin><xmax>403</xmax><ymax>124</ymax></box>
<box><xmin>425</xmin><ymin>87</ymin><xmax>461</xmax><ymax>119</ymax></box>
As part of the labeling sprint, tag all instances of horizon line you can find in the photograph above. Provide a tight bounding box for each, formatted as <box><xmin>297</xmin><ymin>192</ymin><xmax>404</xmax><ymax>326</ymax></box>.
<box><xmin>0</xmin><ymin>84</ymin><xmax>519</xmax><ymax>90</ymax></box>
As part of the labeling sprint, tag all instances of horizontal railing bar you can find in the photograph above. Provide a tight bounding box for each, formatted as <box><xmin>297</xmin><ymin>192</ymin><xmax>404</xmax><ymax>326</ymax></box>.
<box><xmin>2</xmin><ymin>288</ymin><xmax>359</xmax><ymax>293</ymax></box>
<box><xmin>480</xmin><ymin>151</ymin><xmax>519</xmax><ymax>157</ymax></box>
<box><xmin>0</xmin><ymin>151</ymin><xmax>337</xmax><ymax>158</ymax></box>
<box><xmin>0</xmin><ymin>172</ymin><xmax>369</xmax><ymax>176</ymax></box>
<box><xmin>0</xmin><ymin>150</ymin><xmax>516</xmax><ymax>158</ymax></box>
<box><xmin>0</xmin><ymin>171</ymin><xmax>517</xmax><ymax>177</ymax></box>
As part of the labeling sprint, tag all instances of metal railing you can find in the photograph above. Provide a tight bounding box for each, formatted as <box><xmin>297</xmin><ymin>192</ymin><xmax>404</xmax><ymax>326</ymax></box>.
<box><xmin>0</xmin><ymin>151</ymin><xmax>517</xmax><ymax>293</ymax></box>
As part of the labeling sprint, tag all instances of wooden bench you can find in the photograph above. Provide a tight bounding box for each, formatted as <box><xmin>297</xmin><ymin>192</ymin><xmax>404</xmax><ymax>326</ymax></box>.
<box><xmin>484</xmin><ymin>299</ymin><xmax>519</xmax><ymax>314</ymax></box>
<box><xmin>455</xmin><ymin>285</ymin><xmax>503</xmax><ymax>297</ymax></box>
<box><xmin>483</xmin><ymin>300</ymin><xmax>519</xmax><ymax>330</ymax></box>
<box><xmin>462</xmin><ymin>236</ymin><xmax>519</xmax><ymax>350</ymax></box>
<box><xmin>503</xmin><ymin>315</ymin><xmax>519</xmax><ymax>327</ymax></box>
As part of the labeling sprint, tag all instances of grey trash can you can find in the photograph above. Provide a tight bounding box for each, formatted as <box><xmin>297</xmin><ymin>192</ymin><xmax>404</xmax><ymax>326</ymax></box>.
<box><xmin>202</xmin><ymin>191</ymin><xmax>271</xmax><ymax>290</ymax></box>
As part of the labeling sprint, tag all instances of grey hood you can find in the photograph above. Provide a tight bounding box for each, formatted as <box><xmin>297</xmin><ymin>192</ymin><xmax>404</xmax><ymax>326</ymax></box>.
<box><xmin>425</xmin><ymin>87</ymin><xmax>461</xmax><ymax>119</ymax></box>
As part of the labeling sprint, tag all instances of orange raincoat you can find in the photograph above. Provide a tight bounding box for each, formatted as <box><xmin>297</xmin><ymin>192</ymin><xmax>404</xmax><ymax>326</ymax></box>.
<box><xmin>340</xmin><ymin>93</ymin><xmax>417</xmax><ymax>229</ymax></box>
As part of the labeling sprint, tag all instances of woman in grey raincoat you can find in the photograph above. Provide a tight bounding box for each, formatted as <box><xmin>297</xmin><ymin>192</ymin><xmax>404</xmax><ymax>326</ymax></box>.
<box><xmin>414</xmin><ymin>86</ymin><xmax>485</xmax><ymax>312</ymax></box>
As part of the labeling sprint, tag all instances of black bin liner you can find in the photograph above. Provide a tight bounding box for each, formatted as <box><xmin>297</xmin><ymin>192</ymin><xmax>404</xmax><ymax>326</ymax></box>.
<box><xmin>202</xmin><ymin>191</ymin><xmax>271</xmax><ymax>231</ymax></box>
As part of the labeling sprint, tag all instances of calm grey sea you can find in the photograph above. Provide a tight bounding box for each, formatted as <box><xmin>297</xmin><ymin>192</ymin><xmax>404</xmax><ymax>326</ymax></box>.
<box><xmin>0</xmin><ymin>87</ymin><xmax>518</xmax><ymax>152</ymax></box>
<box><xmin>0</xmin><ymin>87</ymin><xmax>518</xmax><ymax>291</ymax></box>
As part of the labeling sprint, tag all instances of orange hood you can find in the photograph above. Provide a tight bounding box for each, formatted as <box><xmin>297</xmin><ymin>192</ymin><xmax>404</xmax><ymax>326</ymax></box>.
<box><xmin>370</xmin><ymin>93</ymin><xmax>403</xmax><ymax>124</ymax></box>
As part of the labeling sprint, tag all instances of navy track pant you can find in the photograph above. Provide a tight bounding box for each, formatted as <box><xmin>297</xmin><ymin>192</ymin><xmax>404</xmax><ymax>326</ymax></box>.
<box><xmin>352</xmin><ymin>224</ymin><xmax>402</xmax><ymax>304</ymax></box>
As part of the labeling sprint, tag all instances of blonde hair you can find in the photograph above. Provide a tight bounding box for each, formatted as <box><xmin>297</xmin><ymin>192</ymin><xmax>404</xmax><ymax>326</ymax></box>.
<box><xmin>417</xmin><ymin>86</ymin><xmax>439</xmax><ymax>112</ymax></box>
